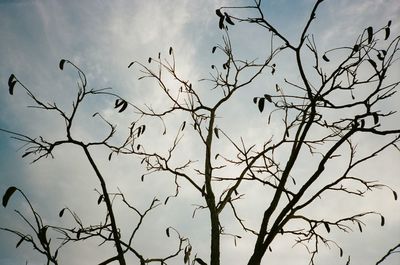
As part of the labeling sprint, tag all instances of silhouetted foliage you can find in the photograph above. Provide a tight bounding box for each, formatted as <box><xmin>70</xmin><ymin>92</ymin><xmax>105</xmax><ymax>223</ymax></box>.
<box><xmin>1</xmin><ymin>1</ymin><xmax>400</xmax><ymax>265</ymax></box>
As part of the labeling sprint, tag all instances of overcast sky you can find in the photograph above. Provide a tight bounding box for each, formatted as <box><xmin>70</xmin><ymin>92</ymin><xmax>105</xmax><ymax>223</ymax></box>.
<box><xmin>0</xmin><ymin>1</ymin><xmax>399</xmax><ymax>265</ymax></box>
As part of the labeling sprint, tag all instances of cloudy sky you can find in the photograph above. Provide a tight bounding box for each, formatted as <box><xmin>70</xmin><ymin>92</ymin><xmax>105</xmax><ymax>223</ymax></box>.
<box><xmin>0</xmin><ymin>0</ymin><xmax>399</xmax><ymax>265</ymax></box>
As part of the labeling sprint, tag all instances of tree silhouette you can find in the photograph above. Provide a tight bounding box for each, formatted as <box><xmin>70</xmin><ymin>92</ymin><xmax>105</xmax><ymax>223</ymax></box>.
<box><xmin>1</xmin><ymin>1</ymin><xmax>400</xmax><ymax>265</ymax></box>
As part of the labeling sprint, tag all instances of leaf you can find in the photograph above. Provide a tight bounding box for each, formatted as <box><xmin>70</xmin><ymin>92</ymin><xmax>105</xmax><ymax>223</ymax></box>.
<box><xmin>169</xmin><ymin>47</ymin><xmax>173</xmax><ymax>55</ymax></box>
<box><xmin>38</xmin><ymin>226</ymin><xmax>48</xmax><ymax>244</ymax></box>
<box><xmin>357</xmin><ymin>222</ymin><xmax>363</xmax><ymax>232</ymax></box>
<box><xmin>384</xmin><ymin>27</ymin><xmax>390</xmax><ymax>40</ymax></box>
<box><xmin>141</xmin><ymin>175</ymin><xmax>145</xmax><ymax>182</ymax></box>
<box><xmin>137</xmin><ymin>125</ymin><xmax>146</xmax><ymax>137</ymax></box>
<box><xmin>324</xmin><ymin>222</ymin><xmax>331</xmax><ymax>233</ymax></box>
<box><xmin>352</xmin><ymin>44</ymin><xmax>359</xmax><ymax>53</ymax></box>
<box><xmin>372</xmin><ymin>112</ymin><xmax>379</xmax><ymax>125</ymax></box>
<box><xmin>97</xmin><ymin>194</ymin><xmax>103</xmax><ymax>205</ymax></box>
<box><xmin>368</xmin><ymin>59</ymin><xmax>377</xmax><ymax>69</ymax></box>
<box><xmin>377</xmin><ymin>52</ymin><xmax>385</xmax><ymax>61</ymax></box>
<box><xmin>224</xmin><ymin>12</ymin><xmax>235</xmax><ymax>25</ymax></box>
<box><xmin>166</xmin><ymin>227</ymin><xmax>170</xmax><ymax>237</ymax></box>
<box><xmin>59</xmin><ymin>59</ymin><xmax>66</xmax><ymax>70</ymax></box>
<box><xmin>322</xmin><ymin>54</ymin><xmax>330</xmax><ymax>62</ymax></box>
<box><xmin>115</xmin><ymin>99</ymin><xmax>124</xmax><ymax>108</ymax></box>
<box><xmin>367</xmin><ymin>26</ymin><xmax>373</xmax><ymax>44</ymax></box>
<box><xmin>380</xmin><ymin>215</ymin><xmax>385</xmax><ymax>226</ymax></box>
<box><xmin>388</xmin><ymin>20</ymin><xmax>392</xmax><ymax>27</ymax></box>
<box><xmin>108</xmin><ymin>152</ymin><xmax>113</xmax><ymax>161</ymax></box>
<box><xmin>253</xmin><ymin>97</ymin><xmax>258</xmax><ymax>104</ymax></box>
<box><xmin>128</xmin><ymin>62</ymin><xmax>135</xmax><ymax>68</ymax></box>
<box><xmin>194</xmin><ymin>258</ymin><xmax>207</xmax><ymax>265</ymax></box>
<box><xmin>77</xmin><ymin>229</ymin><xmax>81</xmax><ymax>239</ymax></box>
<box><xmin>8</xmin><ymin>74</ymin><xmax>15</xmax><ymax>87</ymax></box>
<box><xmin>264</xmin><ymin>94</ymin><xmax>272</xmax><ymax>103</ymax></box>
<box><xmin>219</xmin><ymin>16</ymin><xmax>225</xmax><ymax>29</ymax></box>
<box><xmin>215</xmin><ymin>9</ymin><xmax>223</xmax><ymax>18</ymax></box>
<box><xmin>16</xmin><ymin>237</ymin><xmax>25</xmax><ymax>248</ymax></box>
<box><xmin>214</xmin><ymin>127</ymin><xmax>219</xmax><ymax>139</ymax></box>
<box><xmin>118</xmin><ymin>101</ymin><xmax>128</xmax><ymax>113</ymax></box>
<box><xmin>360</xmin><ymin>119</ymin><xmax>365</xmax><ymax>128</ymax></box>
<box><xmin>148</xmin><ymin>57</ymin><xmax>152</xmax><ymax>63</ymax></box>
<box><xmin>258</xmin><ymin>98</ymin><xmax>265</xmax><ymax>112</ymax></box>
<box><xmin>8</xmin><ymin>76</ymin><xmax>17</xmax><ymax>95</ymax></box>
<box><xmin>212</xmin><ymin>46</ymin><xmax>217</xmax><ymax>53</ymax></box>
<box><xmin>181</xmin><ymin>121</ymin><xmax>186</xmax><ymax>131</ymax></box>
<box><xmin>339</xmin><ymin>247</ymin><xmax>343</xmax><ymax>257</ymax></box>
<box><xmin>2</xmin><ymin>186</ymin><xmax>17</xmax><ymax>207</ymax></box>
<box><xmin>59</xmin><ymin>208</ymin><xmax>66</xmax><ymax>217</ymax></box>
<box><xmin>275</xmin><ymin>84</ymin><xmax>280</xmax><ymax>92</ymax></box>
<box><xmin>269</xmin><ymin>246</ymin><xmax>272</xmax><ymax>252</ymax></box>
<box><xmin>393</xmin><ymin>190</ymin><xmax>398</xmax><ymax>201</ymax></box>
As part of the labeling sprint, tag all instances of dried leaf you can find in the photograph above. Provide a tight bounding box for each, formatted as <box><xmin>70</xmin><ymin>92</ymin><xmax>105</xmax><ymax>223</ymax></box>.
<box><xmin>148</xmin><ymin>57</ymin><xmax>152</xmax><ymax>63</ymax></box>
<box><xmin>8</xmin><ymin>74</ymin><xmax>15</xmax><ymax>87</ymax></box>
<box><xmin>59</xmin><ymin>208</ymin><xmax>66</xmax><ymax>218</ymax></box>
<box><xmin>214</xmin><ymin>127</ymin><xmax>220</xmax><ymax>139</ymax></box>
<box><xmin>166</xmin><ymin>227</ymin><xmax>170</xmax><ymax>237</ymax></box>
<box><xmin>8</xmin><ymin>78</ymin><xmax>17</xmax><ymax>95</ymax></box>
<box><xmin>181</xmin><ymin>121</ymin><xmax>186</xmax><ymax>131</ymax></box>
<box><xmin>264</xmin><ymin>94</ymin><xmax>272</xmax><ymax>103</ymax></box>
<box><xmin>258</xmin><ymin>98</ymin><xmax>265</xmax><ymax>112</ymax></box>
<box><xmin>393</xmin><ymin>190</ymin><xmax>398</xmax><ymax>201</ymax></box>
<box><xmin>352</xmin><ymin>44</ymin><xmax>359</xmax><ymax>53</ymax></box>
<box><xmin>118</xmin><ymin>101</ymin><xmax>128</xmax><ymax>113</ymax></box>
<box><xmin>2</xmin><ymin>186</ymin><xmax>17</xmax><ymax>207</ymax></box>
<box><xmin>224</xmin><ymin>12</ymin><xmax>235</xmax><ymax>25</ymax></box>
<box><xmin>194</xmin><ymin>258</ymin><xmax>207</xmax><ymax>265</ymax></box>
<box><xmin>215</xmin><ymin>9</ymin><xmax>223</xmax><ymax>18</ymax></box>
<box><xmin>16</xmin><ymin>237</ymin><xmax>25</xmax><ymax>248</ymax></box>
<box><xmin>324</xmin><ymin>222</ymin><xmax>331</xmax><ymax>233</ymax></box>
<box><xmin>38</xmin><ymin>226</ymin><xmax>48</xmax><ymax>244</ymax></box>
<box><xmin>372</xmin><ymin>112</ymin><xmax>379</xmax><ymax>125</ymax></box>
<box><xmin>128</xmin><ymin>62</ymin><xmax>135</xmax><ymax>68</ymax></box>
<box><xmin>97</xmin><ymin>194</ymin><xmax>103</xmax><ymax>205</ymax></box>
<box><xmin>367</xmin><ymin>26</ymin><xmax>373</xmax><ymax>44</ymax></box>
<box><xmin>219</xmin><ymin>16</ymin><xmax>225</xmax><ymax>29</ymax></box>
<box><xmin>59</xmin><ymin>59</ymin><xmax>66</xmax><ymax>70</ymax></box>
<box><xmin>169</xmin><ymin>47</ymin><xmax>173</xmax><ymax>55</ymax></box>
<box><xmin>384</xmin><ymin>27</ymin><xmax>390</xmax><ymax>40</ymax></box>
<box><xmin>339</xmin><ymin>247</ymin><xmax>343</xmax><ymax>257</ymax></box>
<box><xmin>322</xmin><ymin>54</ymin><xmax>330</xmax><ymax>62</ymax></box>
<box><xmin>368</xmin><ymin>59</ymin><xmax>377</xmax><ymax>69</ymax></box>
<box><xmin>357</xmin><ymin>222</ymin><xmax>363</xmax><ymax>232</ymax></box>
<box><xmin>108</xmin><ymin>152</ymin><xmax>113</xmax><ymax>161</ymax></box>
<box><xmin>380</xmin><ymin>215</ymin><xmax>385</xmax><ymax>226</ymax></box>
<box><xmin>253</xmin><ymin>97</ymin><xmax>258</xmax><ymax>104</ymax></box>
<box><xmin>212</xmin><ymin>46</ymin><xmax>217</xmax><ymax>53</ymax></box>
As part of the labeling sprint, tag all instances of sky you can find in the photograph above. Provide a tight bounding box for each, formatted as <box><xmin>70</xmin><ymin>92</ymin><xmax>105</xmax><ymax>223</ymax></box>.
<box><xmin>0</xmin><ymin>0</ymin><xmax>400</xmax><ymax>265</ymax></box>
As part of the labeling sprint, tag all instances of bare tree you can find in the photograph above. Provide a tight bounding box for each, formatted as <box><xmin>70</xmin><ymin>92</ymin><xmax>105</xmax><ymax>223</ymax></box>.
<box><xmin>1</xmin><ymin>0</ymin><xmax>399</xmax><ymax>265</ymax></box>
